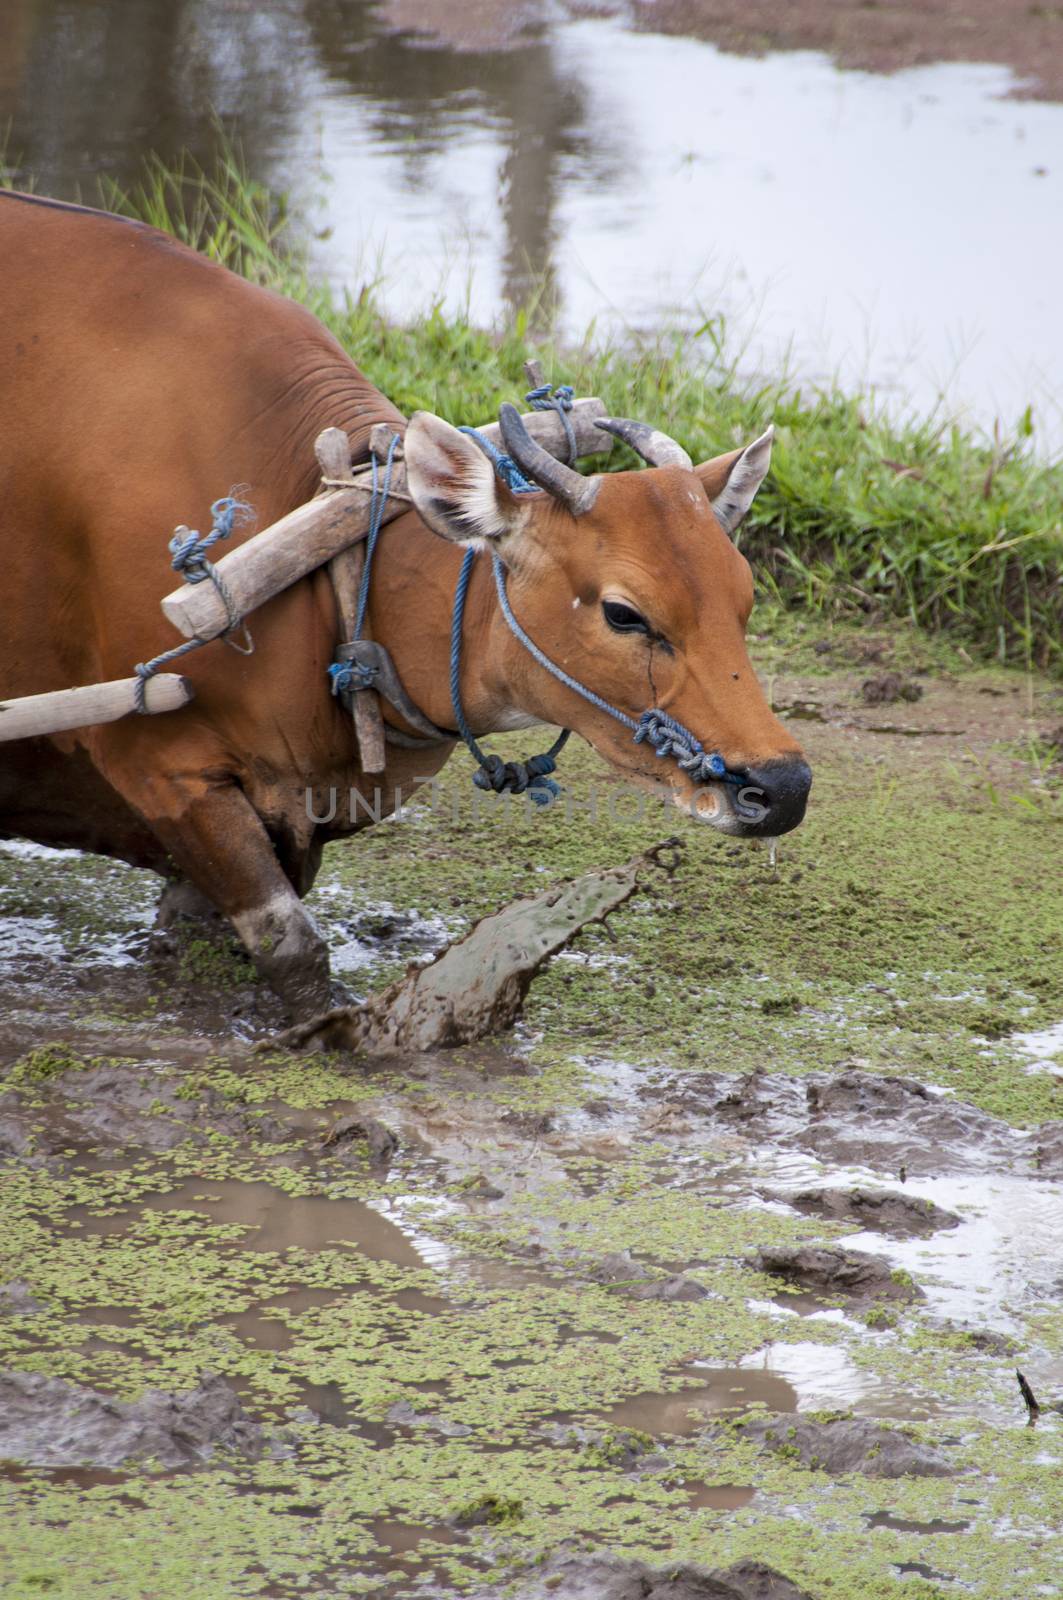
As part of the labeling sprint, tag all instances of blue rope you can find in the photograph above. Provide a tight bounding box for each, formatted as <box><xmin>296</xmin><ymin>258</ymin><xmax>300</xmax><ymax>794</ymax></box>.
<box><xmin>134</xmin><ymin>494</ymin><xmax>254</xmax><ymax>712</ymax></box>
<box><xmin>167</xmin><ymin>496</ymin><xmax>250</xmax><ymax>589</ymax></box>
<box><xmin>456</xmin><ymin>426</ymin><xmax>536</xmax><ymax>496</ymax></box>
<box><xmin>325</xmin><ymin>399</ymin><xmax>742</xmax><ymax>802</ymax></box>
<box><xmin>525</xmin><ymin>382</ymin><xmax>577</xmax><ymax>465</ymax></box>
<box><xmin>354</xmin><ymin>434</ymin><xmax>400</xmax><ymax>640</ymax></box>
<box><xmin>488</xmin><ymin>554</ymin><xmax>738</xmax><ymax>786</ymax></box>
<box><xmin>450</xmin><ymin>548</ymin><xmax>568</xmax><ymax>806</ymax></box>
<box><xmin>328</xmin><ymin>434</ymin><xmax>401</xmax><ymax>699</ymax></box>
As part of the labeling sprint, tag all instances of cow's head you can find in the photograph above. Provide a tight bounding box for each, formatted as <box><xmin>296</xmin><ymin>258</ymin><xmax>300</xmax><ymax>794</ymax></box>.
<box><xmin>405</xmin><ymin>405</ymin><xmax>810</xmax><ymax>836</ymax></box>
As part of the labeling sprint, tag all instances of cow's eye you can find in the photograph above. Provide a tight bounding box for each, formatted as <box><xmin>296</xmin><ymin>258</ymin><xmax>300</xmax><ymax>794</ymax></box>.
<box><xmin>602</xmin><ymin>599</ymin><xmax>650</xmax><ymax>635</ymax></box>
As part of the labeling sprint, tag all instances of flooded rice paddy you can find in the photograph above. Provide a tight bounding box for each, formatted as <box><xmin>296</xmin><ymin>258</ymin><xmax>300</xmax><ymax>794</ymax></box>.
<box><xmin>4</xmin><ymin>1</ymin><xmax>1063</xmax><ymax>448</ymax></box>
<box><xmin>1</xmin><ymin>627</ymin><xmax>1062</xmax><ymax>1596</ymax></box>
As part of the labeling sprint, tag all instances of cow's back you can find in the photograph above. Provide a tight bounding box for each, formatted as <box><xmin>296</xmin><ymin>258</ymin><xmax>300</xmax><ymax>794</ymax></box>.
<box><xmin>0</xmin><ymin>192</ymin><xmax>403</xmax><ymax>860</ymax></box>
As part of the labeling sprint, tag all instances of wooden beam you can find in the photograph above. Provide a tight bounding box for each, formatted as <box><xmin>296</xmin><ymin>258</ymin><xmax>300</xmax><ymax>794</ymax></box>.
<box><xmin>318</xmin><ymin>428</ymin><xmax>387</xmax><ymax>776</ymax></box>
<box><xmin>0</xmin><ymin>674</ymin><xmax>193</xmax><ymax>744</ymax></box>
<box><xmin>160</xmin><ymin>396</ymin><xmax>612</xmax><ymax>644</ymax></box>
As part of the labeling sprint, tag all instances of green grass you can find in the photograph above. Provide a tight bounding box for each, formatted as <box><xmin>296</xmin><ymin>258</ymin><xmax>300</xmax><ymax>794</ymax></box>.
<box><xmin>18</xmin><ymin>150</ymin><xmax>1059</xmax><ymax>672</ymax></box>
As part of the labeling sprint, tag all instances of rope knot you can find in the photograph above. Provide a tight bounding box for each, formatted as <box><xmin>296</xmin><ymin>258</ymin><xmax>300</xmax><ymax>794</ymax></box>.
<box><xmin>524</xmin><ymin>382</ymin><xmax>577</xmax><ymax>465</ymax></box>
<box><xmin>458</xmin><ymin>427</ymin><xmax>537</xmax><ymax>495</ymax></box>
<box><xmin>169</xmin><ymin>496</ymin><xmax>251</xmax><ymax>584</ymax></box>
<box><xmin>328</xmin><ymin>660</ymin><xmax>377</xmax><ymax>697</ymax></box>
<box><xmin>472</xmin><ymin>752</ymin><xmax>560</xmax><ymax>806</ymax></box>
<box><xmin>134</xmin><ymin>493</ymin><xmax>254</xmax><ymax>713</ymax></box>
<box><xmin>635</xmin><ymin>709</ymin><xmax>732</xmax><ymax>784</ymax></box>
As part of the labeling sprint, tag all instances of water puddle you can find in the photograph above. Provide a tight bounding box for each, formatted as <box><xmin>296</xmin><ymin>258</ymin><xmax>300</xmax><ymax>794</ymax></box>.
<box><xmin>819</xmin><ymin>1170</ymin><xmax>1063</xmax><ymax>1335</ymax></box>
<box><xmin>226</xmin><ymin>1288</ymin><xmax>348</xmax><ymax>1352</ymax></box>
<box><xmin>371</xmin><ymin>1516</ymin><xmax>459</xmax><ymax>1555</ymax></box>
<box><xmin>895</xmin><ymin>1561</ymin><xmax>957</xmax><ymax>1583</ymax></box>
<box><xmin>71</xmin><ymin>1177</ymin><xmax>435</xmax><ymax>1270</ymax></box>
<box><xmin>1009</xmin><ymin>1019</ymin><xmax>1063</xmax><ymax>1075</ymax></box>
<box><xmin>298</xmin><ymin>1380</ymin><xmax>357</xmax><ymax>1431</ymax></box>
<box><xmin>868</xmin><ymin>1512</ymin><xmax>970</xmax><ymax>1534</ymax></box>
<box><xmin>747</xmin><ymin>1295</ymin><xmax>866</xmax><ymax>1330</ymax></box>
<box><xmin>595</xmin><ymin>1368</ymin><xmax>798</xmax><ymax>1436</ymax></box>
<box><xmin>0</xmin><ymin>1462</ymin><xmax>131</xmax><ymax>1490</ymax></box>
<box><xmin>686</xmin><ymin>1482</ymin><xmax>756</xmax><ymax>1511</ymax></box>
<box><xmin>0</xmin><ymin>841</ymin><xmax>156</xmax><ymax>974</ymax></box>
<box><xmin>6</xmin><ymin>11</ymin><xmax>1063</xmax><ymax>443</ymax></box>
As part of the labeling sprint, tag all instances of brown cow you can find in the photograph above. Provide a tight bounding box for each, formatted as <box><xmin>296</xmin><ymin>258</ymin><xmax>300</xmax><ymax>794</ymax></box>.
<box><xmin>0</xmin><ymin>191</ymin><xmax>810</xmax><ymax>1016</ymax></box>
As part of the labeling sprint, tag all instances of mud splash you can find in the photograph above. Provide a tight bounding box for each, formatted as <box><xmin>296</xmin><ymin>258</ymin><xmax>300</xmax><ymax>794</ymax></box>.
<box><xmin>266</xmin><ymin>851</ymin><xmax>661</xmax><ymax>1054</ymax></box>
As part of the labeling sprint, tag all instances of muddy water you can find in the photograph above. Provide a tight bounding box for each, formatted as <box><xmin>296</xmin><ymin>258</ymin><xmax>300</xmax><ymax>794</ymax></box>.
<box><xmin>758</xmin><ymin>1161</ymin><xmax>1063</xmax><ymax>1337</ymax></box>
<box><xmin>4</xmin><ymin>2</ymin><xmax>1063</xmax><ymax>445</ymax></box>
<box><xmin>597</xmin><ymin>1369</ymin><xmax>799</xmax><ymax>1435</ymax></box>
<box><xmin>71</xmin><ymin>1176</ymin><xmax>432</xmax><ymax>1266</ymax></box>
<box><xmin>2</xmin><ymin>662</ymin><xmax>1063</xmax><ymax>1597</ymax></box>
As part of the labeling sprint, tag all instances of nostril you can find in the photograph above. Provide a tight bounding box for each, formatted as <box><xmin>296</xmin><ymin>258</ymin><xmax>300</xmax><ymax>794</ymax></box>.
<box><xmin>738</xmin><ymin>758</ymin><xmax>812</xmax><ymax>835</ymax></box>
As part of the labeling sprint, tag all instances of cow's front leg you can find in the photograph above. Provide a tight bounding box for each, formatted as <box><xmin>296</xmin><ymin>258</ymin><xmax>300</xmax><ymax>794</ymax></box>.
<box><xmin>132</xmin><ymin>778</ymin><xmax>331</xmax><ymax>1017</ymax></box>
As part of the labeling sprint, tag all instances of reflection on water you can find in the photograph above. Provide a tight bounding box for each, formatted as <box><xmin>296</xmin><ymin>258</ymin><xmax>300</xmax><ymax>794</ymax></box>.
<box><xmin>833</xmin><ymin>1171</ymin><xmax>1063</xmax><ymax>1337</ymax></box>
<box><xmin>734</xmin><ymin>1341</ymin><xmax>943</xmax><ymax>1421</ymax></box>
<box><xmin>4</xmin><ymin>2</ymin><xmax>1063</xmax><ymax>441</ymax></box>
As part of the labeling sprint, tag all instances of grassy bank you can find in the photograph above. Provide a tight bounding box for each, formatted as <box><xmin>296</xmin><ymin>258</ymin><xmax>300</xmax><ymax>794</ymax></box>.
<box><xmin>96</xmin><ymin>153</ymin><xmax>1063</xmax><ymax>674</ymax></box>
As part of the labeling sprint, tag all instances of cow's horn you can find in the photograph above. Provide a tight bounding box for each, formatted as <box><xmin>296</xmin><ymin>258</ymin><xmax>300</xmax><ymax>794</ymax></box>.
<box><xmin>498</xmin><ymin>402</ymin><xmax>599</xmax><ymax>517</ymax></box>
<box><xmin>593</xmin><ymin>417</ymin><xmax>692</xmax><ymax>472</ymax></box>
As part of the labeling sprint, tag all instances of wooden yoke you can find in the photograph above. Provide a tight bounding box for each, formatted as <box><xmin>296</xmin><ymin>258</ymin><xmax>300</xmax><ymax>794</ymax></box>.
<box><xmin>159</xmin><ymin>396</ymin><xmax>613</xmax><ymax>646</ymax></box>
<box><xmin>316</xmin><ymin>427</ymin><xmax>387</xmax><ymax>775</ymax></box>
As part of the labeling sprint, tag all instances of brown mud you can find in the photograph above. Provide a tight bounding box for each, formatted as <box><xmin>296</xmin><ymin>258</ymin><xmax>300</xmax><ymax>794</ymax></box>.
<box><xmin>467</xmin><ymin>1553</ymin><xmax>815</xmax><ymax>1600</ymax></box>
<box><xmin>768</xmin><ymin>1186</ymin><xmax>961</xmax><ymax>1237</ymax></box>
<box><xmin>1</xmin><ymin>649</ymin><xmax>1062</xmax><ymax>1598</ymax></box>
<box><xmin>728</xmin><ymin>1414</ymin><xmax>955</xmax><ymax>1479</ymax></box>
<box><xmin>0</xmin><ymin>1371</ymin><xmax>267</xmax><ymax>1469</ymax></box>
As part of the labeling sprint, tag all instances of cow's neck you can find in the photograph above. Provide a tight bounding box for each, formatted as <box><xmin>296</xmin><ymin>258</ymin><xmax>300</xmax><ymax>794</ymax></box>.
<box><xmin>363</xmin><ymin>510</ymin><xmax>537</xmax><ymax>741</ymax></box>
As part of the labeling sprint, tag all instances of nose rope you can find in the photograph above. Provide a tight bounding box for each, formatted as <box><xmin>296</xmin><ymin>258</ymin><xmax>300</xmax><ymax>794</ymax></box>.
<box><xmin>455</xmin><ymin>400</ymin><xmax>742</xmax><ymax>792</ymax></box>
<box><xmin>486</xmin><ymin>551</ymin><xmax>741</xmax><ymax>788</ymax></box>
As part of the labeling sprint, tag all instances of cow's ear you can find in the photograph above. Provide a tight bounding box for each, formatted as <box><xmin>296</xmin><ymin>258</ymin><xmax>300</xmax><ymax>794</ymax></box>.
<box><xmin>405</xmin><ymin>412</ymin><xmax>534</xmax><ymax>545</ymax></box>
<box><xmin>695</xmin><ymin>425</ymin><xmax>774</xmax><ymax>536</ymax></box>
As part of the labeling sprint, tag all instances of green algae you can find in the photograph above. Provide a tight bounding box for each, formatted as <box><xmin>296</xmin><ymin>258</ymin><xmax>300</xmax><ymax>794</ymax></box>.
<box><xmin>6</xmin><ymin>1045</ymin><xmax>86</xmax><ymax>1085</ymax></box>
<box><xmin>4</xmin><ymin>1113</ymin><xmax>1050</xmax><ymax>1598</ymax></box>
<box><xmin>313</xmin><ymin>687</ymin><xmax>1062</xmax><ymax>1127</ymax></box>
<box><xmin>173</xmin><ymin>934</ymin><xmax>258</xmax><ymax>990</ymax></box>
<box><xmin>2</xmin><ymin>643</ymin><xmax>1062</xmax><ymax>1598</ymax></box>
